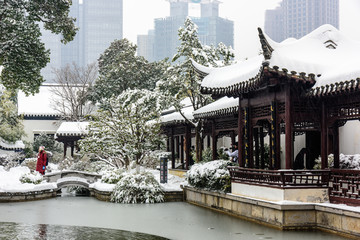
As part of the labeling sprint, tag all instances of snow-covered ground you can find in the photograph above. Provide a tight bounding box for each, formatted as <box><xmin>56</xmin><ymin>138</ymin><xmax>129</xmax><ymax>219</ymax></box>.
<box><xmin>0</xmin><ymin>164</ymin><xmax>187</xmax><ymax>193</ymax></box>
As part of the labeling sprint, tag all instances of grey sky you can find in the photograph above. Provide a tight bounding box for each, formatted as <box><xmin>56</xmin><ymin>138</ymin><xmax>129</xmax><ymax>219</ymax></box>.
<box><xmin>123</xmin><ymin>0</ymin><xmax>360</xmax><ymax>60</ymax></box>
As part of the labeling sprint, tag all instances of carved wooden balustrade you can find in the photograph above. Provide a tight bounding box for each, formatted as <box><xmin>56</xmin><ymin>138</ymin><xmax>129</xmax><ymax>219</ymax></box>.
<box><xmin>228</xmin><ymin>167</ymin><xmax>330</xmax><ymax>188</ymax></box>
<box><xmin>329</xmin><ymin>169</ymin><xmax>360</xmax><ymax>205</ymax></box>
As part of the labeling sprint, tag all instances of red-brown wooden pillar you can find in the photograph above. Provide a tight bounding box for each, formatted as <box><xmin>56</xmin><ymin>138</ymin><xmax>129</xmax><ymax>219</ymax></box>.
<box><xmin>185</xmin><ymin>125</ymin><xmax>191</xmax><ymax>170</ymax></box>
<box><xmin>321</xmin><ymin>102</ymin><xmax>328</xmax><ymax>169</ymax></box>
<box><xmin>211</xmin><ymin>121</ymin><xmax>217</xmax><ymax>160</ymax></box>
<box><xmin>180</xmin><ymin>135</ymin><xmax>184</xmax><ymax>169</ymax></box>
<box><xmin>260</xmin><ymin>127</ymin><xmax>265</xmax><ymax>169</ymax></box>
<box><xmin>175</xmin><ymin>136</ymin><xmax>180</xmax><ymax>160</ymax></box>
<box><xmin>254</xmin><ymin>128</ymin><xmax>260</xmax><ymax>168</ymax></box>
<box><xmin>333</xmin><ymin>124</ymin><xmax>340</xmax><ymax>168</ymax></box>
<box><xmin>238</xmin><ymin>98</ymin><xmax>244</xmax><ymax>167</ymax></box>
<box><xmin>285</xmin><ymin>84</ymin><xmax>294</xmax><ymax>169</ymax></box>
<box><xmin>170</xmin><ymin>128</ymin><xmax>175</xmax><ymax>169</ymax></box>
<box><xmin>63</xmin><ymin>142</ymin><xmax>67</xmax><ymax>157</ymax></box>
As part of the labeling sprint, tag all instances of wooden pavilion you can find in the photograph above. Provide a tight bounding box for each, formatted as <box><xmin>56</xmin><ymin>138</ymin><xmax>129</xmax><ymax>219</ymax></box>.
<box><xmin>190</xmin><ymin>24</ymin><xmax>360</xmax><ymax>205</ymax></box>
<box><xmin>55</xmin><ymin>122</ymin><xmax>89</xmax><ymax>157</ymax></box>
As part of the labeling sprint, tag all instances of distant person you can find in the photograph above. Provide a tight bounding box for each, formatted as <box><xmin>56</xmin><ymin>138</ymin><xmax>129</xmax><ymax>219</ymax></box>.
<box><xmin>294</xmin><ymin>148</ymin><xmax>308</xmax><ymax>170</ymax></box>
<box><xmin>36</xmin><ymin>146</ymin><xmax>47</xmax><ymax>175</ymax></box>
<box><xmin>226</xmin><ymin>142</ymin><xmax>239</xmax><ymax>163</ymax></box>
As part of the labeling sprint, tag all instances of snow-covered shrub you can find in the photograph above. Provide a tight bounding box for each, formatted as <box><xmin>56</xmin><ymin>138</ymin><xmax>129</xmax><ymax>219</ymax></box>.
<box><xmin>186</xmin><ymin>160</ymin><xmax>233</xmax><ymax>192</ymax></box>
<box><xmin>0</xmin><ymin>152</ymin><xmax>24</xmax><ymax>170</ymax></box>
<box><xmin>101</xmin><ymin>169</ymin><xmax>125</xmax><ymax>184</ymax></box>
<box><xmin>19</xmin><ymin>171</ymin><xmax>43</xmax><ymax>184</ymax></box>
<box><xmin>141</xmin><ymin>150</ymin><xmax>170</xmax><ymax>169</ymax></box>
<box><xmin>111</xmin><ymin>172</ymin><xmax>164</xmax><ymax>204</ymax></box>
<box><xmin>314</xmin><ymin>153</ymin><xmax>360</xmax><ymax>169</ymax></box>
<box><xmin>21</xmin><ymin>158</ymin><xmax>37</xmax><ymax>171</ymax></box>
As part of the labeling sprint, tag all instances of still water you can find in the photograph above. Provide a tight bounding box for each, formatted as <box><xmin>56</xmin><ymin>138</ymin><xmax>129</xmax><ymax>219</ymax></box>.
<box><xmin>0</xmin><ymin>195</ymin><xmax>350</xmax><ymax>240</ymax></box>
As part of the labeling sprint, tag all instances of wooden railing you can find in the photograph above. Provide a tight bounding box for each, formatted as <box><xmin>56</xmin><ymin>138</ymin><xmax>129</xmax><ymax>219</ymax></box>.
<box><xmin>329</xmin><ymin>169</ymin><xmax>360</xmax><ymax>205</ymax></box>
<box><xmin>229</xmin><ymin>167</ymin><xmax>360</xmax><ymax>206</ymax></box>
<box><xmin>228</xmin><ymin>167</ymin><xmax>330</xmax><ymax>188</ymax></box>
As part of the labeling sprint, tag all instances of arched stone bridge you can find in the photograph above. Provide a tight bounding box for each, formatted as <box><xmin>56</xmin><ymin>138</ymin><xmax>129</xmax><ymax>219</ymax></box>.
<box><xmin>43</xmin><ymin>170</ymin><xmax>102</xmax><ymax>189</ymax></box>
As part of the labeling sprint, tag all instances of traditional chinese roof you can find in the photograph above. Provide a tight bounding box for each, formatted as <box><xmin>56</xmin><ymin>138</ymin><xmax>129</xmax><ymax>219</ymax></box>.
<box><xmin>160</xmin><ymin>105</ymin><xmax>194</xmax><ymax>125</ymax></box>
<box><xmin>193</xmin><ymin>97</ymin><xmax>238</xmax><ymax>119</ymax></box>
<box><xmin>0</xmin><ymin>139</ymin><xmax>25</xmax><ymax>150</ymax></box>
<box><xmin>196</xmin><ymin>24</ymin><xmax>360</xmax><ymax>98</ymax></box>
<box><xmin>18</xmin><ymin>84</ymin><xmax>61</xmax><ymax>118</ymax></box>
<box><xmin>55</xmin><ymin>122</ymin><xmax>89</xmax><ymax>137</ymax></box>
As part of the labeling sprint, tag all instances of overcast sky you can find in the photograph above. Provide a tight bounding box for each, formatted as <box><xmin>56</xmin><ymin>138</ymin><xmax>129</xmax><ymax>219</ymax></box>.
<box><xmin>123</xmin><ymin>0</ymin><xmax>360</xmax><ymax>60</ymax></box>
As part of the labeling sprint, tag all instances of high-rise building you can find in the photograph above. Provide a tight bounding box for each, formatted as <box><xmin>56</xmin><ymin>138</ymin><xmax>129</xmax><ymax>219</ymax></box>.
<box><xmin>265</xmin><ymin>0</ymin><xmax>339</xmax><ymax>42</ymax></box>
<box><xmin>138</xmin><ymin>0</ymin><xmax>233</xmax><ymax>62</ymax></box>
<box><xmin>40</xmin><ymin>0</ymin><xmax>123</xmax><ymax>82</ymax></box>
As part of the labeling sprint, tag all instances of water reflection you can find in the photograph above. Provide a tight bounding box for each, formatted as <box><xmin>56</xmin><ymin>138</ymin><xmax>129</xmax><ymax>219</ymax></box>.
<box><xmin>0</xmin><ymin>222</ymin><xmax>168</xmax><ymax>240</ymax></box>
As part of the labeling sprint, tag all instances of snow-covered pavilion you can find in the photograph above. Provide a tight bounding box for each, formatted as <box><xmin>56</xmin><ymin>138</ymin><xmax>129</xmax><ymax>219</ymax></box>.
<box><xmin>190</xmin><ymin>24</ymin><xmax>360</xmax><ymax>205</ymax></box>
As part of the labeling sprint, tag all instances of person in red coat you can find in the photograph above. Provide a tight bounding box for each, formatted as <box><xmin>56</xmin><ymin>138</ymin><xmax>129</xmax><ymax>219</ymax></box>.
<box><xmin>36</xmin><ymin>146</ymin><xmax>47</xmax><ymax>175</ymax></box>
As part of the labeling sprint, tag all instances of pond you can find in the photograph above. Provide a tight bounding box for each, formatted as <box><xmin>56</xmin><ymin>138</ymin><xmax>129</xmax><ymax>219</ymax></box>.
<box><xmin>0</xmin><ymin>195</ymin><xmax>350</xmax><ymax>240</ymax></box>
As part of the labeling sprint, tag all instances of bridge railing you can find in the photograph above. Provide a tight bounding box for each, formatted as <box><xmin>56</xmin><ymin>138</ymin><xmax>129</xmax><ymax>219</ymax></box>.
<box><xmin>44</xmin><ymin>170</ymin><xmax>102</xmax><ymax>184</ymax></box>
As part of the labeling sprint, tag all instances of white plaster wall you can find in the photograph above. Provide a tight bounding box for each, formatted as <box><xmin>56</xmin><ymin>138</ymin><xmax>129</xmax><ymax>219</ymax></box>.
<box><xmin>339</xmin><ymin>121</ymin><xmax>360</xmax><ymax>155</ymax></box>
<box><xmin>22</xmin><ymin>119</ymin><xmax>61</xmax><ymax>142</ymax></box>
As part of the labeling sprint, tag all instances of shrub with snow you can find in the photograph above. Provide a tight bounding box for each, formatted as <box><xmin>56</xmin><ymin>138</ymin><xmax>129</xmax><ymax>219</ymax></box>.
<box><xmin>19</xmin><ymin>171</ymin><xmax>43</xmax><ymax>184</ymax></box>
<box><xmin>21</xmin><ymin>158</ymin><xmax>37</xmax><ymax>171</ymax></box>
<box><xmin>111</xmin><ymin>172</ymin><xmax>164</xmax><ymax>204</ymax></box>
<box><xmin>101</xmin><ymin>169</ymin><xmax>125</xmax><ymax>184</ymax></box>
<box><xmin>186</xmin><ymin>160</ymin><xmax>232</xmax><ymax>192</ymax></box>
<box><xmin>314</xmin><ymin>154</ymin><xmax>360</xmax><ymax>170</ymax></box>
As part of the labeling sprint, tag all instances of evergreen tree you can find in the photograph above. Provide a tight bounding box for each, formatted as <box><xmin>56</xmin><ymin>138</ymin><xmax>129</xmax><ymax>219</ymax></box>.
<box><xmin>89</xmin><ymin>39</ymin><xmax>169</xmax><ymax>105</ymax></box>
<box><xmin>0</xmin><ymin>90</ymin><xmax>25</xmax><ymax>142</ymax></box>
<box><xmin>157</xmin><ymin>17</ymin><xmax>234</xmax><ymax>162</ymax></box>
<box><xmin>79</xmin><ymin>89</ymin><xmax>165</xmax><ymax>169</ymax></box>
<box><xmin>0</xmin><ymin>0</ymin><xmax>77</xmax><ymax>95</ymax></box>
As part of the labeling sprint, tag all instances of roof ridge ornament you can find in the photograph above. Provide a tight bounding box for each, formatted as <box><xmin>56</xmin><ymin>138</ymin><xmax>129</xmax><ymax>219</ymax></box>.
<box><xmin>258</xmin><ymin>27</ymin><xmax>274</xmax><ymax>60</ymax></box>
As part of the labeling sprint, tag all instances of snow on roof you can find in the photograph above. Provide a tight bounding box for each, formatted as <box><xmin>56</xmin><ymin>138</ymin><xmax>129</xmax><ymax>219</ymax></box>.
<box><xmin>17</xmin><ymin>84</ymin><xmax>61</xmax><ymax>117</ymax></box>
<box><xmin>161</xmin><ymin>97</ymin><xmax>193</xmax><ymax>115</ymax></box>
<box><xmin>160</xmin><ymin>105</ymin><xmax>194</xmax><ymax>124</ymax></box>
<box><xmin>0</xmin><ymin>139</ymin><xmax>25</xmax><ymax>150</ymax></box>
<box><xmin>55</xmin><ymin>122</ymin><xmax>89</xmax><ymax>137</ymax></box>
<box><xmin>268</xmin><ymin>24</ymin><xmax>360</xmax><ymax>88</ymax></box>
<box><xmin>200</xmin><ymin>55</ymin><xmax>264</xmax><ymax>88</ymax></box>
<box><xmin>193</xmin><ymin>97</ymin><xmax>238</xmax><ymax>118</ymax></box>
<box><xmin>199</xmin><ymin>24</ymin><xmax>360</xmax><ymax>91</ymax></box>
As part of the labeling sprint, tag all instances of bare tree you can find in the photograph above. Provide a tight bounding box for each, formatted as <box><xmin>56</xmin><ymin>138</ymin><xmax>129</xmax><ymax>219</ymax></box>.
<box><xmin>51</xmin><ymin>62</ymin><xmax>97</xmax><ymax>121</ymax></box>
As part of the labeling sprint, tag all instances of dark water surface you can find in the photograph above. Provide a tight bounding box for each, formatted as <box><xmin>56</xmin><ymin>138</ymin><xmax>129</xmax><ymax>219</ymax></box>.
<box><xmin>0</xmin><ymin>196</ymin><xmax>350</xmax><ymax>240</ymax></box>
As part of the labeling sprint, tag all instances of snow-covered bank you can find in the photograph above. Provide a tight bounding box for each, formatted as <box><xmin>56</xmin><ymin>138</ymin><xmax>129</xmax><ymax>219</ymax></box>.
<box><xmin>0</xmin><ymin>165</ymin><xmax>187</xmax><ymax>193</ymax></box>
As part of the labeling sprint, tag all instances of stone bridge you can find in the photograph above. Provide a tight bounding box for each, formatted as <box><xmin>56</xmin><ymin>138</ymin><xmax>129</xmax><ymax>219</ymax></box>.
<box><xmin>44</xmin><ymin>170</ymin><xmax>102</xmax><ymax>189</ymax></box>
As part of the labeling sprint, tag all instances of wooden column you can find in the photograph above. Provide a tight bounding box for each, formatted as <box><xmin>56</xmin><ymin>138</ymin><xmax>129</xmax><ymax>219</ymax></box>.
<box><xmin>180</xmin><ymin>135</ymin><xmax>184</xmax><ymax>169</ymax></box>
<box><xmin>71</xmin><ymin>141</ymin><xmax>75</xmax><ymax>157</ymax></box>
<box><xmin>333</xmin><ymin>124</ymin><xmax>340</xmax><ymax>168</ymax></box>
<box><xmin>260</xmin><ymin>127</ymin><xmax>265</xmax><ymax>169</ymax></box>
<box><xmin>207</xmin><ymin>135</ymin><xmax>211</xmax><ymax>148</ymax></box>
<box><xmin>285</xmin><ymin>84</ymin><xmax>293</xmax><ymax>169</ymax></box>
<box><xmin>63</xmin><ymin>142</ymin><xmax>67</xmax><ymax>157</ymax></box>
<box><xmin>211</xmin><ymin>121</ymin><xmax>217</xmax><ymax>160</ymax></box>
<box><xmin>247</xmin><ymin>107</ymin><xmax>254</xmax><ymax>168</ymax></box>
<box><xmin>175</xmin><ymin>136</ymin><xmax>180</xmax><ymax>160</ymax></box>
<box><xmin>170</xmin><ymin>129</ymin><xmax>175</xmax><ymax>169</ymax></box>
<box><xmin>238</xmin><ymin>98</ymin><xmax>244</xmax><ymax>167</ymax></box>
<box><xmin>185</xmin><ymin>125</ymin><xmax>191</xmax><ymax>170</ymax></box>
<box><xmin>166</xmin><ymin>137</ymin><xmax>170</xmax><ymax>152</ymax></box>
<box><xmin>321</xmin><ymin>102</ymin><xmax>328</xmax><ymax>169</ymax></box>
<box><xmin>254</xmin><ymin>128</ymin><xmax>260</xmax><ymax>168</ymax></box>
